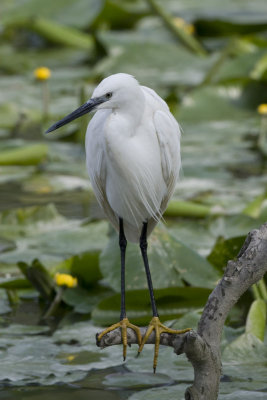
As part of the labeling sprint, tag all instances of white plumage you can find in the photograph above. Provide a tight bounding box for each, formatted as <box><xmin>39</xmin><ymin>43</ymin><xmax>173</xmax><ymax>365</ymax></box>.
<box><xmin>46</xmin><ymin>73</ymin><xmax>186</xmax><ymax>369</ymax></box>
<box><xmin>85</xmin><ymin>73</ymin><xmax>181</xmax><ymax>242</ymax></box>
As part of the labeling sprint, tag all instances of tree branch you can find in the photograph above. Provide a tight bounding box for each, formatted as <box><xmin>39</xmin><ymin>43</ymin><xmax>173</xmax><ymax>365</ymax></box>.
<box><xmin>96</xmin><ymin>223</ymin><xmax>267</xmax><ymax>400</ymax></box>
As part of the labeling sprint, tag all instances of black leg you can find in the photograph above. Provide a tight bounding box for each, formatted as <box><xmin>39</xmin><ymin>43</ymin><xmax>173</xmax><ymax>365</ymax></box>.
<box><xmin>119</xmin><ymin>218</ymin><xmax>127</xmax><ymax>320</ymax></box>
<box><xmin>97</xmin><ymin>219</ymin><xmax>142</xmax><ymax>359</ymax></box>
<box><xmin>140</xmin><ymin>222</ymin><xmax>158</xmax><ymax>317</ymax></box>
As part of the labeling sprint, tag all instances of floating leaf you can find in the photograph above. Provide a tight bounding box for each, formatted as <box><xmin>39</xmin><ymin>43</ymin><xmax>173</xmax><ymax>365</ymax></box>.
<box><xmin>0</xmin><ymin>166</ymin><xmax>35</xmax><ymax>184</ymax></box>
<box><xmin>0</xmin><ymin>324</ymin><xmax>50</xmax><ymax>336</ymax></box>
<box><xmin>128</xmin><ymin>383</ymin><xmax>189</xmax><ymax>400</ymax></box>
<box><xmin>0</xmin><ymin>237</ymin><xmax>16</xmax><ymax>253</ymax></box>
<box><xmin>92</xmin><ymin>286</ymin><xmax>211</xmax><ymax>326</ymax></box>
<box><xmin>62</xmin><ymin>286</ymin><xmax>112</xmax><ymax>314</ymax></box>
<box><xmin>0</xmin><ymin>143</ymin><xmax>48</xmax><ymax>166</ymax></box>
<box><xmin>212</xmin><ymin>49</ymin><xmax>267</xmax><ymax>83</ymax></box>
<box><xmin>146</xmin><ymin>0</ymin><xmax>206</xmax><ymax>55</ymax></box>
<box><xmin>0</xmin><ymin>293</ymin><xmax>12</xmax><ymax>315</ymax></box>
<box><xmin>207</xmin><ymin>235</ymin><xmax>245</xmax><ymax>271</ymax></box>
<box><xmin>103</xmin><ymin>371</ymin><xmax>175</xmax><ymax>389</ymax></box>
<box><xmin>2</xmin><ymin>0</ymin><xmax>104</xmax><ymax>29</ymax></box>
<box><xmin>0</xmin><ymin>277</ymin><xmax>31</xmax><ymax>290</ymax></box>
<box><xmin>9</xmin><ymin>18</ymin><xmax>94</xmax><ymax>50</ymax></box>
<box><xmin>70</xmin><ymin>252</ymin><xmax>102</xmax><ymax>287</ymax></box>
<box><xmin>177</xmin><ymin>85</ymin><xmax>253</xmax><ymax>123</ymax></box>
<box><xmin>53</xmin><ymin>251</ymin><xmax>102</xmax><ymax>288</ymax></box>
<box><xmin>0</xmin><ymin>204</ymin><xmax>108</xmax><ymax>268</ymax></box>
<box><xmin>209</xmin><ymin>214</ymin><xmax>265</xmax><ymax>241</ymax></box>
<box><xmin>100</xmin><ymin>224</ymin><xmax>219</xmax><ymax>293</ymax></box>
<box><xmin>165</xmin><ymin>199</ymin><xmax>223</xmax><ymax>218</ymax></box>
<box><xmin>242</xmin><ymin>192</ymin><xmax>267</xmax><ymax>218</ymax></box>
<box><xmin>96</xmin><ymin>32</ymin><xmax>216</xmax><ymax>88</ymax></box>
<box><xmin>100</xmin><ymin>226</ymin><xmax>182</xmax><ymax>292</ymax></box>
<box><xmin>196</xmin><ymin>18</ymin><xmax>267</xmax><ymax>37</ymax></box>
<box><xmin>251</xmin><ymin>52</ymin><xmax>267</xmax><ymax>81</ymax></box>
<box><xmin>223</xmin><ymin>333</ymin><xmax>267</xmax><ymax>363</ymax></box>
<box><xmin>166</xmin><ymin>309</ymin><xmax>202</xmax><ymax>331</ymax></box>
<box><xmin>245</xmin><ymin>299</ymin><xmax>266</xmax><ymax>341</ymax></box>
<box><xmin>91</xmin><ymin>0</ymin><xmax>146</xmax><ymax>30</ymax></box>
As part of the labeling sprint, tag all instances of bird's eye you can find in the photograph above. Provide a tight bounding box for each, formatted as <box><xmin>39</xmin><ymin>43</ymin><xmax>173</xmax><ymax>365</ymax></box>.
<box><xmin>106</xmin><ymin>92</ymin><xmax>112</xmax><ymax>99</ymax></box>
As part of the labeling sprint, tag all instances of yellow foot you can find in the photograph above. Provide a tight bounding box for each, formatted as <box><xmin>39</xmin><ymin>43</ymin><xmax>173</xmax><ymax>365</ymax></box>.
<box><xmin>97</xmin><ymin>318</ymin><xmax>142</xmax><ymax>361</ymax></box>
<box><xmin>137</xmin><ymin>316</ymin><xmax>191</xmax><ymax>373</ymax></box>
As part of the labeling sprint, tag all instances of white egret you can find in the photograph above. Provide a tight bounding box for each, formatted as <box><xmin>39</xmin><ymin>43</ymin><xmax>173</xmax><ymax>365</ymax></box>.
<box><xmin>46</xmin><ymin>73</ymin><xmax>190</xmax><ymax>371</ymax></box>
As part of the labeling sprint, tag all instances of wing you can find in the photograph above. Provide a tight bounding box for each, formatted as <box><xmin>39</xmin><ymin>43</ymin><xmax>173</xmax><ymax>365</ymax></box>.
<box><xmin>141</xmin><ymin>86</ymin><xmax>181</xmax><ymax>237</ymax></box>
<box><xmin>85</xmin><ymin>110</ymin><xmax>119</xmax><ymax>231</ymax></box>
<box><xmin>142</xmin><ymin>85</ymin><xmax>181</xmax><ymax>212</ymax></box>
<box><xmin>154</xmin><ymin>109</ymin><xmax>181</xmax><ymax>213</ymax></box>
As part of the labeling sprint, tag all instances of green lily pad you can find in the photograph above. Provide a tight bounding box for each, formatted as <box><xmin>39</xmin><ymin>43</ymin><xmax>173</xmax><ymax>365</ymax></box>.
<box><xmin>209</xmin><ymin>214</ymin><xmax>266</xmax><ymax>240</ymax></box>
<box><xmin>0</xmin><ymin>143</ymin><xmax>48</xmax><ymax>166</ymax></box>
<box><xmin>219</xmin><ymin>391</ymin><xmax>267</xmax><ymax>400</ymax></box>
<box><xmin>166</xmin><ymin>309</ymin><xmax>202</xmax><ymax>331</ymax></box>
<box><xmin>245</xmin><ymin>299</ymin><xmax>266</xmax><ymax>341</ymax></box>
<box><xmin>0</xmin><ymin>277</ymin><xmax>32</xmax><ymax>290</ymax></box>
<box><xmin>0</xmin><ymin>204</ymin><xmax>108</xmax><ymax>269</ymax></box>
<box><xmin>177</xmin><ymin>85</ymin><xmax>254</xmax><ymax>123</ymax></box>
<box><xmin>53</xmin><ymin>251</ymin><xmax>103</xmax><ymax>288</ymax></box>
<box><xmin>207</xmin><ymin>235</ymin><xmax>245</xmax><ymax>271</ymax></box>
<box><xmin>0</xmin><ymin>321</ymin><xmax>125</xmax><ymax>386</ymax></box>
<box><xmin>91</xmin><ymin>0</ymin><xmax>146</xmax><ymax>30</ymax></box>
<box><xmin>62</xmin><ymin>286</ymin><xmax>112</xmax><ymax>314</ymax></box>
<box><xmin>0</xmin><ymin>293</ymin><xmax>12</xmax><ymax>315</ymax></box>
<box><xmin>0</xmin><ymin>237</ymin><xmax>16</xmax><ymax>253</ymax></box>
<box><xmin>168</xmin><ymin>0</ymin><xmax>267</xmax><ymax>26</ymax></box>
<box><xmin>0</xmin><ymin>203</ymin><xmax>65</xmax><ymax>239</ymax></box>
<box><xmin>0</xmin><ymin>166</ymin><xmax>36</xmax><ymax>184</ymax></box>
<box><xmin>212</xmin><ymin>49</ymin><xmax>267</xmax><ymax>83</ymax></box>
<box><xmin>103</xmin><ymin>371</ymin><xmax>174</xmax><ymax>389</ymax></box>
<box><xmin>0</xmin><ymin>102</ymin><xmax>21</xmax><ymax>129</ymax></box>
<box><xmin>0</xmin><ymin>324</ymin><xmax>50</xmax><ymax>336</ymax></box>
<box><xmin>100</xmin><ymin>224</ymin><xmax>219</xmax><ymax>293</ymax></box>
<box><xmin>223</xmin><ymin>333</ymin><xmax>267</xmax><ymax>363</ymax></box>
<box><xmin>95</xmin><ymin>32</ymin><xmax>217</xmax><ymax>88</ymax></box>
<box><xmin>92</xmin><ymin>287</ymin><xmax>211</xmax><ymax>325</ymax></box>
<box><xmin>1</xmin><ymin>0</ymin><xmax>103</xmax><ymax>29</ymax></box>
<box><xmin>128</xmin><ymin>383</ymin><xmax>190</xmax><ymax>400</ymax></box>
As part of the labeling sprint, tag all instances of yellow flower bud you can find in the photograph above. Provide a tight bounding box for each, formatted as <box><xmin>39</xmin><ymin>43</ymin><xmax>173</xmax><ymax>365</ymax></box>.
<box><xmin>173</xmin><ymin>17</ymin><xmax>195</xmax><ymax>35</ymax></box>
<box><xmin>67</xmin><ymin>355</ymin><xmax>75</xmax><ymax>362</ymax></box>
<box><xmin>257</xmin><ymin>104</ymin><xmax>267</xmax><ymax>116</ymax></box>
<box><xmin>186</xmin><ymin>24</ymin><xmax>195</xmax><ymax>35</ymax></box>
<box><xmin>55</xmin><ymin>273</ymin><xmax>78</xmax><ymax>288</ymax></box>
<box><xmin>34</xmin><ymin>67</ymin><xmax>51</xmax><ymax>81</ymax></box>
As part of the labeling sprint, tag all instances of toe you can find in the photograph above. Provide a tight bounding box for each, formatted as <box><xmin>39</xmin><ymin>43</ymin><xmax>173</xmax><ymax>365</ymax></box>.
<box><xmin>97</xmin><ymin>322</ymin><xmax>121</xmax><ymax>341</ymax></box>
<box><xmin>153</xmin><ymin>324</ymin><xmax>160</xmax><ymax>373</ymax></box>
<box><xmin>138</xmin><ymin>324</ymin><xmax>154</xmax><ymax>354</ymax></box>
<box><xmin>159</xmin><ymin>322</ymin><xmax>191</xmax><ymax>335</ymax></box>
<box><xmin>128</xmin><ymin>322</ymin><xmax>142</xmax><ymax>346</ymax></box>
<box><xmin>121</xmin><ymin>321</ymin><xmax>128</xmax><ymax>361</ymax></box>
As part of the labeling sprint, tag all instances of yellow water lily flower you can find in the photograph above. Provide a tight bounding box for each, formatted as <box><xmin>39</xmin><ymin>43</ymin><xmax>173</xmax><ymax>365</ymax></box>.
<box><xmin>173</xmin><ymin>17</ymin><xmax>195</xmax><ymax>35</ymax></box>
<box><xmin>67</xmin><ymin>355</ymin><xmax>75</xmax><ymax>362</ymax></box>
<box><xmin>34</xmin><ymin>67</ymin><xmax>51</xmax><ymax>81</ymax></box>
<box><xmin>257</xmin><ymin>104</ymin><xmax>267</xmax><ymax>115</ymax></box>
<box><xmin>55</xmin><ymin>273</ymin><xmax>78</xmax><ymax>288</ymax></box>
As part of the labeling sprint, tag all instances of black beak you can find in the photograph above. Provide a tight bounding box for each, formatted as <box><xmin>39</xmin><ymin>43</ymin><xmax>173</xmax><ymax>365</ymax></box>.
<box><xmin>45</xmin><ymin>97</ymin><xmax>104</xmax><ymax>133</ymax></box>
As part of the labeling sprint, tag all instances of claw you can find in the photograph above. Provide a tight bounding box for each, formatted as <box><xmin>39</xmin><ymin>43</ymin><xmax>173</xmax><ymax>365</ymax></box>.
<box><xmin>97</xmin><ymin>318</ymin><xmax>142</xmax><ymax>361</ymax></box>
<box><xmin>138</xmin><ymin>316</ymin><xmax>191</xmax><ymax>371</ymax></box>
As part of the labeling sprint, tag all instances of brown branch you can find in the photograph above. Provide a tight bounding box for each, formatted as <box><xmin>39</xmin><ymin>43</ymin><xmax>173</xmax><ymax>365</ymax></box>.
<box><xmin>97</xmin><ymin>223</ymin><xmax>267</xmax><ymax>400</ymax></box>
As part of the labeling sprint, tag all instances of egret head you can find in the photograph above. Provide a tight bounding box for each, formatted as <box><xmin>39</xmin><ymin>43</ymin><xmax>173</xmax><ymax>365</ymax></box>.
<box><xmin>92</xmin><ymin>73</ymin><xmax>141</xmax><ymax>110</ymax></box>
<box><xmin>45</xmin><ymin>73</ymin><xmax>141</xmax><ymax>134</ymax></box>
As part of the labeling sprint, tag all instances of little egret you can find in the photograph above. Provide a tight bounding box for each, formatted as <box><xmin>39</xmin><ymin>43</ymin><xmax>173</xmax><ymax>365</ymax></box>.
<box><xmin>46</xmin><ymin>73</ymin><xmax>190</xmax><ymax>371</ymax></box>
